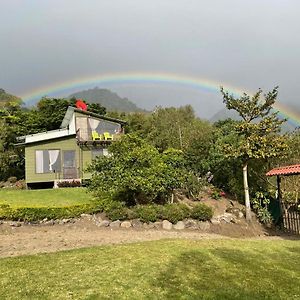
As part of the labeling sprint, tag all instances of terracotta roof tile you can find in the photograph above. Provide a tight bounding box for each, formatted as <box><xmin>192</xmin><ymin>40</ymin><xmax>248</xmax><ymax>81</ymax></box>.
<box><xmin>266</xmin><ymin>164</ymin><xmax>300</xmax><ymax>176</ymax></box>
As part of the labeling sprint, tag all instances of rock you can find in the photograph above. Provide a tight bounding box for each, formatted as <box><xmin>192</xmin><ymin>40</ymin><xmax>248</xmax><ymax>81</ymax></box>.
<box><xmin>42</xmin><ymin>218</ymin><xmax>48</xmax><ymax>222</ymax></box>
<box><xmin>184</xmin><ymin>219</ymin><xmax>199</xmax><ymax>229</ymax></box>
<box><xmin>211</xmin><ymin>218</ymin><xmax>221</xmax><ymax>225</ymax></box>
<box><xmin>120</xmin><ymin>221</ymin><xmax>132</xmax><ymax>228</ymax></box>
<box><xmin>45</xmin><ymin>220</ymin><xmax>55</xmax><ymax>226</ymax></box>
<box><xmin>173</xmin><ymin>221</ymin><xmax>185</xmax><ymax>230</ymax></box>
<box><xmin>162</xmin><ymin>220</ymin><xmax>173</xmax><ymax>230</ymax></box>
<box><xmin>98</xmin><ymin>220</ymin><xmax>110</xmax><ymax>227</ymax></box>
<box><xmin>0</xmin><ymin>220</ymin><xmax>3</xmax><ymax>225</ymax></box>
<box><xmin>142</xmin><ymin>223</ymin><xmax>150</xmax><ymax>229</ymax></box>
<box><xmin>238</xmin><ymin>211</ymin><xmax>244</xmax><ymax>219</ymax></box>
<box><xmin>10</xmin><ymin>221</ymin><xmax>21</xmax><ymax>227</ymax></box>
<box><xmin>221</xmin><ymin>213</ymin><xmax>234</xmax><ymax>223</ymax></box>
<box><xmin>199</xmin><ymin>221</ymin><xmax>210</xmax><ymax>231</ymax></box>
<box><xmin>80</xmin><ymin>213</ymin><xmax>93</xmax><ymax>220</ymax></box>
<box><xmin>60</xmin><ymin>218</ymin><xmax>71</xmax><ymax>225</ymax></box>
<box><xmin>131</xmin><ymin>219</ymin><xmax>143</xmax><ymax>228</ymax></box>
<box><xmin>147</xmin><ymin>222</ymin><xmax>155</xmax><ymax>229</ymax></box>
<box><xmin>153</xmin><ymin>221</ymin><xmax>162</xmax><ymax>229</ymax></box>
<box><xmin>110</xmin><ymin>220</ymin><xmax>121</xmax><ymax>228</ymax></box>
<box><xmin>226</xmin><ymin>207</ymin><xmax>244</xmax><ymax>219</ymax></box>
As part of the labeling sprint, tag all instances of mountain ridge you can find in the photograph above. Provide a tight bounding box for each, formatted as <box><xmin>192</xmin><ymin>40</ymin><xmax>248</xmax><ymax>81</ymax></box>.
<box><xmin>68</xmin><ymin>87</ymin><xmax>145</xmax><ymax>113</ymax></box>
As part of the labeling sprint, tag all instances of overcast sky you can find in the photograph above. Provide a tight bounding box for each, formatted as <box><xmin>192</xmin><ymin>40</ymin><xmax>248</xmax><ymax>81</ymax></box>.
<box><xmin>1</xmin><ymin>0</ymin><xmax>299</xmax><ymax>117</ymax></box>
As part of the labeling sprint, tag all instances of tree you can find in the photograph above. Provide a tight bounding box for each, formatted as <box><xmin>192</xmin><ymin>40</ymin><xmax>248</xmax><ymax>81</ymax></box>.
<box><xmin>220</xmin><ymin>86</ymin><xmax>288</xmax><ymax>221</ymax></box>
<box><xmin>88</xmin><ymin>134</ymin><xmax>194</xmax><ymax>205</ymax></box>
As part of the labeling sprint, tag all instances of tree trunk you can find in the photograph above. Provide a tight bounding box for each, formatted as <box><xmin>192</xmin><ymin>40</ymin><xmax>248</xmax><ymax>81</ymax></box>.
<box><xmin>243</xmin><ymin>163</ymin><xmax>252</xmax><ymax>222</ymax></box>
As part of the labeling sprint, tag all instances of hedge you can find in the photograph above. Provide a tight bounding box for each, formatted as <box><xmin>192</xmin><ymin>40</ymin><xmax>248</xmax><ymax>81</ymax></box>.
<box><xmin>0</xmin><ymin>203</ymin><xmax>102</xmax><ymax>222</ymax></box>
<box><xmin>0</xmin><ymin>201</ymin><xmax>213</xmax><ymax>223</ymax></box>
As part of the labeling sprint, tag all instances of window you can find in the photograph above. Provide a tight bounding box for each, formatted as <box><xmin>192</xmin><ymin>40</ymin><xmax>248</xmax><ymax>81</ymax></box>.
<box><xmin>35</xmin><ymin>150</ymin><xmax>61</xmax><ymax>173</ymax></box>
<box><xmin>63</xmin><ymin>151</ymin><xmax>76</xmax><ymax>168</ymax></box>
<box><xmin>91</xmin><ymin>148</ymin><xmax>109</xmax><ymax>160</ymax></box>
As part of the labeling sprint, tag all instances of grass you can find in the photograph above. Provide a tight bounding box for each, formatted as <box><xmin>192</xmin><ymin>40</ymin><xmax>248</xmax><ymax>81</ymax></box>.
<box><xmin>0</xmin><ymin>188</ymin><xmax>95</xmax><ymax>208</ymax></box>
<box><xmin>0</xmin><ymin>239</ymin><xmax>300</xmax><ymax>299</ymax></box>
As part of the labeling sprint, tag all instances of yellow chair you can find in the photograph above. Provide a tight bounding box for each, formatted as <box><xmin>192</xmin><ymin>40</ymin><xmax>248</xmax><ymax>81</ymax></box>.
<box><xmin>92</xmin><ymin>131</ymin><xmax>102</xmax><ymax>141</ymax></box>
<box><xmin>103</xmin><ymin>132</ymin><xmax>113</xmax><ymax>140</ymax></box>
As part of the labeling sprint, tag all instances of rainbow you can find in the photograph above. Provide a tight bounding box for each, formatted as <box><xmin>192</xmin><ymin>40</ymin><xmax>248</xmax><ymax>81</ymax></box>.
<box><xmin>20</xmin><ymin>71</ymin><xmax>300</xmax><ymax>126</ymax></box>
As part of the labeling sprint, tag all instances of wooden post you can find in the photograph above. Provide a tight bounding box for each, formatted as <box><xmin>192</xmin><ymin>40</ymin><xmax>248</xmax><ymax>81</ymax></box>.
<box><xmin>277</xmin><ymin>175</ymin><xmax>284</xmax><ymax>229</ymax></box>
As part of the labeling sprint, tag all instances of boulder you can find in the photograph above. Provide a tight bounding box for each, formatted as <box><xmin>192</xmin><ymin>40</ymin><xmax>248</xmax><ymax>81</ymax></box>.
<box><xmin>173</xmin><ymin>221</ymin><xmax>185</xmax><ymax>230</ymax></box>
<box><xmin>211</xmin><ymin>218</ymin><xmax>221</xmax><ymax>225</ymax></box>
<box><xmin>221</xmin><ymin>213</ymin><xmax>234</xmax><ymax>223</ymax></box>
<box><xmin>60</xmin><ymin>218</ymin><xmax>71</xmax><ymax>225</ymax></box>
<box><xmin>162</xmin><ymin>220</ymin><xmax>173</xmax><ymax>230</ymax></box>
<box><xmin>131</xmin><ymin>219</ymin><xmax>143</xmax><ymax>228</ymax></box>
<box><xmin>184</xmin><ymin>219</ymin><xmax>199</xmax><ymax>229</ymax></box>
<box><xmin>98</xmin><ymin>220</ymin><xmax>110</xmax><ymax>227</ymax></box>
<box><xmin>121</xmin><ymin>221</ymin><xmax>132</xmax><ymax>228</ymax></box>
<box><xmin>10</xmin><ymin>221</ymin><xmax>21</xmax><ymax>227</ymax></box>
<box><xmin>238</xmin><ymin>211</ymin><xmax>244</xmax><ymax>219</ymax></box>
<box><xmin>80</xmin><ymin>213</ymin><xmax>92</xmax><ymax>220</ymax></box>
<box><xmin>153</xmin><ymin>221</ymin><xmax>162</xmax><ymax>229</ymax></box>
<box><xmin>199</xmin><ymin>221</ymin><xmax>210</xmax><ymax>231</ymax></box>
<box><xmin>45</xmin><ymin>219</ymin><xmax>55</xmax><ymax>226</ymax></box>
<box><xmin>147</xmin><ymin>222</ymin><xmax>155</xmax><ymax>229</ymax></box>
<box><xmin>110</xmin><ymin>220</ymin><xmax>121</xmax><ymax>228</ymax></box>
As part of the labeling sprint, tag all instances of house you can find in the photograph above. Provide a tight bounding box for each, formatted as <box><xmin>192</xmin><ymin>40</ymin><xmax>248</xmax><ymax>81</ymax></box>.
<box><xmin>18</xmin><ymin>106</ymin><xmax>126</xmax><ymax>188</ymax></box>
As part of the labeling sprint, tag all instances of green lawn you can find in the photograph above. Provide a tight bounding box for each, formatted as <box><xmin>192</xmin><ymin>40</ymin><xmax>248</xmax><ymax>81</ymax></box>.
<box><xmin>0</xmin><ymin>239</ymin><xmax>299</xmax><ymax>299</ymax></box>
<box><xmin>0</xmin><ymin>188</ymin><xmax>94</xmax><ymax>208</ymax></box>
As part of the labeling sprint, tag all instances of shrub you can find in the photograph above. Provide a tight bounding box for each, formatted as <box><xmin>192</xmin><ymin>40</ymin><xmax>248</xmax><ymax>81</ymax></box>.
<box><xmin>133</xmin><ymin>205</ymin><xmax>162</xmax><ymax>223</ymax></box>
<box><xmin>0</xmin><ymin>203</ymin><xmax>102</xmax><ymax>222</ymax></box>
<box><xmin>251</xmin><ymin>192</ymin><xmax>273</xmax><ymax>224</ymax></box>
<box><xmin>57</xmin><ymin>180</ymin><xmax>81</xmax><ymax>188</ymax></box>
<box><xmin>190</xmin><ymin>203</ymin><xmax>213</xmax><ymax>221</ymax></box>
<box><xmin>161</xmin><ymin>203</ymin><xmax>191</xmax><ymax>223</ymax></box>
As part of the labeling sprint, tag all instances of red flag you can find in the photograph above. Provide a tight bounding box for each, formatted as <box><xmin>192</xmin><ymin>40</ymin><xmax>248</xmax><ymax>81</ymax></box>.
<box><xmin>75</xmin><ymin>99</ymin><xmax>88</xmax><ymax>111</ymax></box>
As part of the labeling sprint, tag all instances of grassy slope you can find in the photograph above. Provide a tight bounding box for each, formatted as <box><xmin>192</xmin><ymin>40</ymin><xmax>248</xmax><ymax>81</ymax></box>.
<box><xmin>0</xmin><ymin>239</ymin><xmax>299</xmax><ymax>299</ymax></box>
<box><xmin>0</xmin><ymin>188</ymin><xmax>94</xmax><ymax>208</ymax></box>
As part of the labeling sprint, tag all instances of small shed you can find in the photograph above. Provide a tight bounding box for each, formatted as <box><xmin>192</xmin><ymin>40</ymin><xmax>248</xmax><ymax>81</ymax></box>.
<box><xmin>266</xmin><ymin>164</ymin><xmax>300</xmax><ymax>234</ymax></box>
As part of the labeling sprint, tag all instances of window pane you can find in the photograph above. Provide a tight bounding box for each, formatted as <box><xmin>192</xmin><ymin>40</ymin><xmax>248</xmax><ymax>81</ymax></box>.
<box><xmin>50</xmin><ymin>150</ymin><xmax>61</xmax><ymax>172</ymax></box>
<box><xmin>43</xmin><ymin>150</ymin><xmax>50</xmax><ymax>173</ymax></box>
<box><xmin>64</xmin><ymin>151</ymin><xmax>76</xmax><ymax>167</ymax></box>
<box><xmin>36</xmin><ymin>150</ymin><xmax>44</xmax><ymax>173</ymax></box>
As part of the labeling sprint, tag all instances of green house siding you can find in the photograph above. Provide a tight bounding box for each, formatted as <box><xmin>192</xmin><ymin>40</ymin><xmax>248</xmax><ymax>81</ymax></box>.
<box><xmin>25</xmin><ymin>136</ymin><xmax>94</xmax><ymax>183</ymax></box>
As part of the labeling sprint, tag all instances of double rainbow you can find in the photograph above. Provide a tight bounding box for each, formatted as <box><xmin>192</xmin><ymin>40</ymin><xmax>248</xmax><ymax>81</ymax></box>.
<box><xmin>20</xmin><ymin>72</ymin><xmax>300</xmax><ymax>126</ymax></box>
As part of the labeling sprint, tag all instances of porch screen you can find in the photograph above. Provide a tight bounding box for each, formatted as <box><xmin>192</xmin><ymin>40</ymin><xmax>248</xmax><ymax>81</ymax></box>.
<box><xmin>91</xmin><ymin>148</ymin><xmax>109</xmax><ymax>159</ymax></box>
<box><xmin>35</xmin><ymin>150</ymin><xmax>61</xmax><ymax>173</ymax></box>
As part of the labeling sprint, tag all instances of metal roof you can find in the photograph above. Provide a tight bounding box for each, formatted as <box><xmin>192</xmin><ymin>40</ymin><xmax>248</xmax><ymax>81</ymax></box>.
<box><xmin>266</xmin><ymin>164</ymin><xmax>300</xmax><ymax>176</ymax></box>
<box><xmin>60</xmin><ymin>106</ymin><xmax>127</xmax><ymax>128</ymax></box>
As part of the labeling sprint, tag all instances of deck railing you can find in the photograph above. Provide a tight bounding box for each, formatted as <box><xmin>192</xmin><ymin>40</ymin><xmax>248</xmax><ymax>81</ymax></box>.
<box><xmin>76</xmin><ymin>129</ymin><xmax>123</xmax><ymax>142</ymax></box>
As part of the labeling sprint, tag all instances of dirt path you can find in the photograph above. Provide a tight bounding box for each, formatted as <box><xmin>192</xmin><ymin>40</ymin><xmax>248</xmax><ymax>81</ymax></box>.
<box><xmin>0</xmin><ymin>217</ymin><xmax>290</xmax><ymax>258</ymax></box>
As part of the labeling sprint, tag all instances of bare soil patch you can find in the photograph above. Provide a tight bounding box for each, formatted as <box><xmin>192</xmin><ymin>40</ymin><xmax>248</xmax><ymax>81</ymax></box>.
<box><xmin>0</xmin><ymin>215</ymin><xmax>283</xmax><ymax>258</ymax></box>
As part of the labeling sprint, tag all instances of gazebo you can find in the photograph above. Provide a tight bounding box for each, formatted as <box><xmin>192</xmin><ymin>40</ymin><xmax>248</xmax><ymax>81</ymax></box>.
<box><xmin>266</xmin><ymin>164</ymin><xmax>300</xmax><ymax>234</ymax></box>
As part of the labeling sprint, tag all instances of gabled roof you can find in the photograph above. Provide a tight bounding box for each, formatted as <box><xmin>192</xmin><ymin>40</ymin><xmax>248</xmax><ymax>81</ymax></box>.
<box><xmin>266</xmin><ymin>164</ymin><xmax>300</xmax><ymax>176</ymax></box>
<box><xmin>17</xmin><ymin>106</ymin><xmax>126</xmax><ymax>146</ymax></box>
<box><xmin>60</xmin><ymin>106</ymin><xmax>127</xmax><ymax>128</ymax></box>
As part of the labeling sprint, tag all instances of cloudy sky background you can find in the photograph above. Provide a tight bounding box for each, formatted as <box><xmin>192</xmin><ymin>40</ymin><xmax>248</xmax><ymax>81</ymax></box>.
<box><xmin>1</xmin><ymin>0</ymin><xmax>299</xmax><ymax>118</ymax></box>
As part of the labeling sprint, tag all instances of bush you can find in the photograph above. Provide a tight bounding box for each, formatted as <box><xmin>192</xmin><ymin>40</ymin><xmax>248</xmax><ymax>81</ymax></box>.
<box><xmin>251</xmin><ymin>192</ymin><xmax>273</xmax><ymax>224</ymax></box>
<box><xmin>57</xmin><ymin>180</ymin><xmax>81</xmax><ymax>188</ymax></box>
<box><xmin>133</xmin><ymin>205</ymin><xmax>162</xmax><ymax>223</ymax></box>
<box><xmin>190</xmin><ymin>203</ymin><xmax>213</xmax><ymax>221</ymax></box>
<box><xmin>161</xmin><ymin>203</ymin><xmax>191</xmax><ymax>223</ymax></box>
<box><xmin>0</xmin><ymin>203</ymin><xmax>102</xmax><ymax>222</ymax></box>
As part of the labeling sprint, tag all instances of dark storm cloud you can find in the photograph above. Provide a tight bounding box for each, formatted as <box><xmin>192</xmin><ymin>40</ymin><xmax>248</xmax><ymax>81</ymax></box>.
<box><xmin>1</xmin><ymin>0</ymin><xmax>299</xmax><ymax>117</ymax></box>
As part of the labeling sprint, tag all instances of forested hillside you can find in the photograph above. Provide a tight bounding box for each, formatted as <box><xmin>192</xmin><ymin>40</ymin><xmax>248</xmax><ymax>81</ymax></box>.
<box><xmin>0</xmin><ymin>89</ymin><xmax>22</xmax><ymax>106</ymax></box>
<box><xmin>69</xmin><ymin>87</ymin><xmax>144</xmax><ymax>112</ymax></box>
